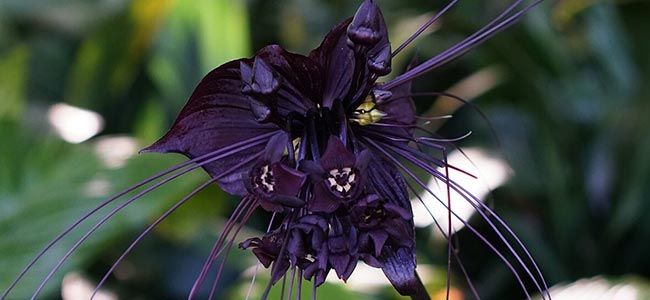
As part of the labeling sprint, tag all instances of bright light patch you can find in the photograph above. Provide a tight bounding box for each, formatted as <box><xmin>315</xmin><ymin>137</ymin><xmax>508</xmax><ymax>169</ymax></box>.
<box><xmin>546</xmin><ymin>277</ymin><xmax>639</xmax><ymax>300</ymax></box>
<box><xmin>47</xmin><ymin>103</ymin><xmax>104</xmax><ymax>144</ymax></box>
<box><xmin>411</xmin><ymin>147</ymin><xmax>511</xmax><ymax>235</ymax></box>
<box><xmin>61</xmin><ymin>272</ymin><xmax>116</xmax><ymax>300</ymax></box>
<box><xmin>325</xmin><ymin>263</ymin><xmax>435</xmax><ymax>292</ymax></box>
<box><xmin>83</xmin><ymin>178</ymin><xmax>111</xmax><ymax>197</ymax></box>
<box><xmin>94</xmin><ymin>136</ymin><xmax>139</xmax><ymax>168</ymax></box>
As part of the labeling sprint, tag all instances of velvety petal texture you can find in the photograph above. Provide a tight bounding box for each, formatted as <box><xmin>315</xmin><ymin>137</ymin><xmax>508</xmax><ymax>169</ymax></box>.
<box><xmin>310</xmin><ymin>0</ymin><xmax>391</xmax><ymax>108</ymax></box>
<box><xmin>144</xmin><ymin>45</ymin><xmax>323</xmax><ymax>196</ymax></box>
<box><xmin>142</xmin><ymin>59</ymin><xmax>280</xmax><ymax>196</ymax></box>
<box><xmin>365</xmin><ymin>156</ymin><xmax>426</xmax><ymax>299</ymax></box>
<box><xmin>309</xmin><ymin>18</ymin><xmax>355</xmax><ymax>108</ymax></box>
<box><xmin>149</xmin><ymin>1</ymin><xmax>439</xmax><ymax>299</ymax></box>
<box><xmin>381</xmin><ymin>247</ymin><xmax>429</xmax><ymax>300</ymax></box>
<box><xmin>248</xmin><ymin>45</ymin><xmax>322</xmax><ymax>116</ymax></box>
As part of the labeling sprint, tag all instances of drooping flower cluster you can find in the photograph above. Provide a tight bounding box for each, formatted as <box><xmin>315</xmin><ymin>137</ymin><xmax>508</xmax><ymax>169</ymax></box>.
<box><xmin>137</xmin><ymin>0</ymin><xmax>553</xmax><ymax>298</ymax></box>
<box><xmin>1</xmin><ymin>1</ymin><xmax>550</xmax><ymax>300</ymax></box>
<box><xmin>147</xmin><ymin>1</ymin><xmax>426</xmax><ymax>297</ymax></box>
<box><xmin>239</xmin><ymin>137</ymin><xmax>417</xmax><ymax>288</ymax></box>
<box><xmin>143</xmin><ymin>1</ymin><xmax>429</xmax><ymax>297</ymax></box>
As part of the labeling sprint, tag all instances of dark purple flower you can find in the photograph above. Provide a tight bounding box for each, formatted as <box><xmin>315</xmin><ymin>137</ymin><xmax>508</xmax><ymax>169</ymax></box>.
<box><xmin>351</xmin><ymin>194</ymin><xmax>412</xmax><ymax>257</ymax></box>
<box><xmin>288</xmin><ymin>215</ymin><xmax>331</xmax><ymax>285</ymax></box>
<box><xmin>240</xmin><ymin>228</ymin><xmax>291</xmax><ymax>284</ymax></box>
<box><xmin>326</xmin><ymin>217</ymin><xmax>359</xmax><ymax>281</ymax></box>
<box><xmin>4</xmin><ymin>1</ymin><xmax>550</xmax><ymax>300</ymax></box>
<box><xmin>245</xmin><ymin>132</ymin><xmax>308</xmax><ymax>212</ymax></box>
<box><xmin>240</xmin><ymin>229</ymin><xmax>286</xmax><ymax>269</ymax></box>
<box><xmin>301</xmin><ymin>136</ymin><xmax>370</xmax><ymax>213</ymax></box>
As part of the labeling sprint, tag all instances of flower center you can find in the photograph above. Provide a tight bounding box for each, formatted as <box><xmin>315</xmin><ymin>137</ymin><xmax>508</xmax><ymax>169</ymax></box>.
<box><xmin>326</xmin><ymin>167</ymin><xmax>357</xmax><ymax>197</ymax></box>
<box><xmin>253</xmin><ymin>164</ymin><xmax>275</xmax><ymax>193</ymax></box>
<box><xmin>362</xmin><ymin>208</ymin><xmax>386</xmax><ymax>224</ymax></box>
<box><xmin>350</xmin><ymin>97</ymin><xmax>387</xmax><ymax>126</ymax></box>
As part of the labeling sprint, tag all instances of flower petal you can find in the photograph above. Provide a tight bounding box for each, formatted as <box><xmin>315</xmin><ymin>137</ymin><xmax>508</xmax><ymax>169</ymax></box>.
<box><xmin>362</xmin><ymin>82</ymin><xmax>416</xmax><ymax>143</ymax></box>
<box><xmin>369</xmin><ymin>230</ymin><xmax>388</xmax><ymax>257</ymax></box>
<box><xmin>252</xmin><ymin>249</ymin><xmax>276</xmax><ymax>269</ymax></box>
<box><xmin>365</xmin><ymin>157</ymin><xmax>427</xmax><ymax>299</ymax></box>
<box><xmin>270</xmin><ymin>258</ymin><xmax>291</xmax><ymax>284</ymax></box>
<box><xmin>378</xmin><ymin>80</ymin><xmax>416</xmax><ymax>127</ymax></box>
<box><xmin>320</xmin><ymin>136</ymin><xmax>356</xmax><ymax>170</ymax></box>
<box><xmin>309</xmin><ymin>19</ymin><xmax>354</xmax><ymax>108</ymax></box>
<box><xmin>355</xmin><ymin>149</ymin><xmax>372</xmax><ymax>172</ymax></box>
<box><xmin>144</xmin><ymin>45</ymin><xmax>322</xmax><ymax>196</ymax></box>
<box><xmin>381</xmin><ymin>246</ymin><xmax>429</xmax><ymax>300</ymax></box>
<box><xmin>258</xmin><ymin>199</ymin><xmax>285</xmax><ymax>213</ymax></box>
<box><xmin>142</xmin><ymin>59</ymin><xmax>279</xmax><ymax>196</ymax></box>
<box><xmin>347</xmin><ymin>0</ymin><xmax>385</xmax><ymax>46</ymax></box>
<box><xmin>348</xmin><ymin>0</ymin><xmax>392</xmax><ymax>76</ymax></box>
<box><xmin>272</xmin><ymin>163</ymin><xmax>307</xmax><ymax>196</ymax></box>
<box><xmin>330</xmin><ymin>253</ymin><xmax>351</xmax><ymax>279</ymax></box>
<box><xmin>255</xmin><ymin>45</ymin><xmax>322</xmax><ymax>114</ymax></box>
<box><xmin>299</xmin><ymin>160</ymin><xmax>326</xmax><ymax>181</ymax></box>
<box><xmin>241</xmin><ymin>57</ymin><xmax>280</xmax><ymax>95</ymax></box>
<box><xmin>309</xmin><ymin>0</ymin><xmax>392</xmax><ymax>107</ymax></box>
<box><xmin>366</xmin><ymin>156</ymin><xmax>414</xmax><ymax>223</ymax></box>
<box><xmin>309</xmin><ymin>6</ymin><xmax>391</xmax><ymax>107</ymax></box>
<box><xmin>309</xmin><ymin>182</ymin><xmax>341</xmax><ymax>213</ymax></box>
<box><xmin>263</xmin><ymin>132</ymin><xmax>289</xmax><ymax>162</ymax></box>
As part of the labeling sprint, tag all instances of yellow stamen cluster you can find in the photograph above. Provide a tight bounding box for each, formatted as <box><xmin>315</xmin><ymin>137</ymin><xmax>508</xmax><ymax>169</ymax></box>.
<box><xmin>351</xmin><ymin>96</ymin><xmax>387</xmax><ymax>126</ymax></box>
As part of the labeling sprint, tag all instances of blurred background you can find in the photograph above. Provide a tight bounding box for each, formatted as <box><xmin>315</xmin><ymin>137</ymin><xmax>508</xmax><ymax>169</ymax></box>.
<box><xmin>1</xmin><ymin>0</ymin><xmax>650</xmax><ymax>299</ymax></box>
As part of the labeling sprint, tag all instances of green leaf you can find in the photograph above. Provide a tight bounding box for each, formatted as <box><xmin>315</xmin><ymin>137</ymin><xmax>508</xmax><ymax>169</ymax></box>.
<box><xmin>0</xmin><ymin>45</ymin><xmax>29</xmax><ymax>121</ymax></box>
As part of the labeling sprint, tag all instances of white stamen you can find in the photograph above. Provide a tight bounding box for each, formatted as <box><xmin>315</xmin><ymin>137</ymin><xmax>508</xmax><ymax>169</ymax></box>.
<box><xmin>348</xmin><ymin>173</ymin><xmax>356</xmax><ymax>182</ymax></box>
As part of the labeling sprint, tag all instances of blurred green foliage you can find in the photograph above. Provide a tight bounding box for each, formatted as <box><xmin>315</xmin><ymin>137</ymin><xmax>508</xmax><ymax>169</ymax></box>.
<box><xmin>1</xmin><ymin>0</ymin><xmax>650</xmax><ymax>299</ymax></box>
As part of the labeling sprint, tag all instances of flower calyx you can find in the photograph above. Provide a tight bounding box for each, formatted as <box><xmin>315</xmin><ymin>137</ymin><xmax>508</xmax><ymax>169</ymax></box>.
<box><xmin>300</xmin><ymin>136</ymin><xmax>370</xmax><ymax>213</ymax></box>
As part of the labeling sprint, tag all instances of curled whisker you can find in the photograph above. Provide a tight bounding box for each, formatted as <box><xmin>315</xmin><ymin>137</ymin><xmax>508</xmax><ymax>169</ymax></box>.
<box><xmin>405</xmin><ymin>181</ymin><xmax>481</xmax><ymax>300</ymax></box>
<box><xmin>245</xmin><ymin>212</ymin><xmax>278</xmax><ymax>300</ymax></box>
<box><xmin>414</xmin><ymin>114</ymin><xmax>454</xmax><ymax>121</ymax></box>
<box><xmin>444</xmin><ymin>174</ymin><xmax>552</xmax><ymax>298</ymax></box>
<box><xmin>368</xmin><ymin>122</ymin><xmax>418</xmax><ymax>128</ymax></box>
<box><xmin>381</xmin><ymin>140</ymin><xmax>547</xmax><ymax>296</ymax></box>
<box><xmin>368</xmin><ymin>143</ymin><xmax>488</xmax><ymax>300</ymax></box>
<box><xmin>365</xmin><ymin>155</ymin><xmax>454</xmax><ymax>299</ymax></box>
<box><xmin>443</xmin><ymin>150</ymin><xmax>453</xmax><ymax>300</ymax></box>
<box><xmin>29</xmin><ymin>135</ymin><xmax>271</xmax><ymax>300</ymax></box>
<box><xmin>362</xmin><ymin>137</ymin><xmax>536</xmax><ymax>299</ymax></box>
<box><xmin>0</xmin><ymin>133</ymin><xmax>272</xmax><ymax>300</ymax></box>
<box><xmin>418</xmin><ymin>131</ymin><xmax>473</xmax><ymax>142</ymax></box>
<box><xmin>286</xmin><ymin>267</ymin><xmax>297</xmax><ymax>300</ymax></box>
<box><xmin>280</xmin><ymin>274</ymin><xmax>288</xmax><ymax>300</ymax></box>
<box><xmin>296</xmin><ymin>269</ymin><xmax>303</xmax><ymax>300</ymax></box>
<box><xmin>407</xmin><ymin>0</ymin><xmax>527</xmax><ymax>80</ymax></box>
<box><xmin>259</xmin><ymin>212</ymin><xmax>298</xmax><ymax>300</ymax></box>
<box><xmin>359</xmin><ymin>129</ymin><xmax>478</xmax><ymax>179</ymax></box>
<box><xmin>392</xmin><ymin>0</ymin><xmax>461</xmax><ymax>57</ymax></box>
<box><xmin>388</xmin><ymin>143</ymin><xmax>550</xmax><ymax>299</ymax></box>
<box><xmin>384</xmin><ymin>0</ymin><xmax>544</xmax><ymax>89</ymax></box>
<box><xmin>189</xmin><ymin>196</ymin><xmax>257</xmax><ymax>299</ymax></box>
<box><xmin>208</xmin><ymin>200</ymin><xmax>260</xmax><ymax>299</ymax></box>
<box><xmin>30</xmin><ymin>164</ymin><xmax>202</xmax><ymax>300</ymax></box>
<box><xmin>415</xmin><ymin>133</ymin><xmax>550</xmax><ymax>298</ymax></box>
<box><xmin>412</xmin><ymin>91</ymin><xmax>502</xmax><ymax>149</ymax></box>
<box><xmin>369</xmin><ymin>122</ymin><xmax>437</xmax><ymax>136</ymax></box>
<box><xmin>1</xmin><ymin>169</ymin><xmax>173</xmax><ymax>300</ymax></box>
<box><xmin>3</xmin><ymin>1</ymin><xmax>549</xmax><ymax>298</ymax></box>
<box><xmin>384</xmin><ymin>91</ymin><xmax>501</xmax><ymax>153</ymax></box>
<box><xmin>91</xmin><ymin>177</ymin><xmax>219</xmax><ymax>299</ymax></box>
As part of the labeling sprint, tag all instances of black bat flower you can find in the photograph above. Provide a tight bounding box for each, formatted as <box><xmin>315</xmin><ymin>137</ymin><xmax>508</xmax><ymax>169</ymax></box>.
<box><xmin>301</xmin><ymin>136</ymin><xmax>370</xmax><ymax>213</ymax></box>
<box><xmin>2</xmin><ymin>1</ymin><xmax>551</xmax><ymax>300</ymax></box>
